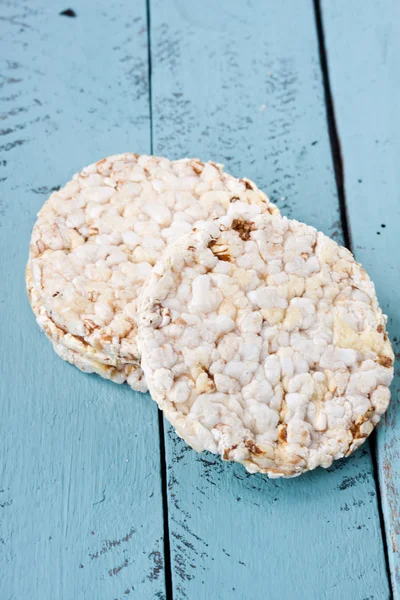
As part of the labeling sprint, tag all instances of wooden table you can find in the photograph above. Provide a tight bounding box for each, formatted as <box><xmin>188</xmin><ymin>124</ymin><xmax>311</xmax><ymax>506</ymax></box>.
<box><xmin>1</xmin><ymin>1</ymin><xmax>399</xmax><ymax>598</ymax></box>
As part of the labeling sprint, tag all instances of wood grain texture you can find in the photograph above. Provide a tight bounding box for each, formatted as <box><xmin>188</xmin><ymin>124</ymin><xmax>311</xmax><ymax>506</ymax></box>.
<box><xmin>321</xmin><ymin>1</ymin><xmax>400</xmax><ymax>595</ymax></box>
<box><xmin>150</xmin><ymin>0</ymin><xmax>390</xmax><ymax>598</ymax></box>
<box><xmin>0</xmin><ymin>2</ymin><xmax>166</xmax><ymax>598</ymax></box>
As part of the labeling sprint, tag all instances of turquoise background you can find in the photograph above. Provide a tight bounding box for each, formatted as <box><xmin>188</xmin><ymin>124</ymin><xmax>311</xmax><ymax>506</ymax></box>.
<box><xmin>1</xmin><ymin>1</ymin><xmax>399</xmax><ymax>598</ymax></box>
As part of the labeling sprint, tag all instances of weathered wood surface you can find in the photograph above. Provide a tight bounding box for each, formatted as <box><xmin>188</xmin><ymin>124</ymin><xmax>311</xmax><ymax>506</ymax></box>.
<box><xmin>150</xmin><ymin>1</ymin><xmax>390</xmax><ymax>598</ymax></box>
<box><xmin>322</xmin><ymin>1</ymin><xmax>400</xmax><ymax>596</ymax></box>
<box><xmin>0</xmin><ymin>2</ymin><xmax>166</xmax><ymax>599</ymax></box>
<box><xmin>1</xmin><ymin>0</ymin><xmax>397</xmax><ymax>598</ymax></box>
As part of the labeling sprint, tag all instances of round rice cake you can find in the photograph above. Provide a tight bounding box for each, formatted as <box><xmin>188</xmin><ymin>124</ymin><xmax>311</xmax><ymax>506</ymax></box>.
<box><xmin>137</xmin><ymin>213</ymin><xmax>394</xmax><ymax>477</ymax></box>
<box><xmin>29</xmin><ymin>153</ymin><xmax>278</xmax><ymax>391</ymax></box>
<box><xmin>26</xmin><ymin>265</ymin><xmax>146</xmax><ymax>389</ymax></box>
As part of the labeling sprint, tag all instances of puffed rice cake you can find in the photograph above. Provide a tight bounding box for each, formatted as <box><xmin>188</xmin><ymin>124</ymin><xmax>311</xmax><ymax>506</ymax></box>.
<box><xmin>27</xmin><ymin>154</ymin><xmax>278</xmax><ymax>391</ymax></box>
<box><xmin>26</xmin><ymin>265</ymin><xmax>145</xmax><ymax>387</ymax></box>
<box><xmin>137</xmin><ymin>213</ymin><xmax>394</xmax><ymax>477</ymax></box>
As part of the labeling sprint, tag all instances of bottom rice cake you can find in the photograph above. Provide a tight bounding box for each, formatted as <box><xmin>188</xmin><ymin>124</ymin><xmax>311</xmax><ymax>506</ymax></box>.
<box><xmin>28</xmin><ymin>153</ymin><xmax>278</xmax><ymax>392</ymax></box>
<box><xmin>26</xmin><ymin>265</ymin><xmax>146</xmax><ymax>389</ymax></box>
<box><xmin>137</xmin><ymin>213</ymin><xmax>394</xmax><ymax>477</ymax></box>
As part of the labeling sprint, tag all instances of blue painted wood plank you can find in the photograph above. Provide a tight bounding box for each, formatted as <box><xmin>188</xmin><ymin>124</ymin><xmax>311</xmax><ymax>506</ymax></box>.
<box><xmin>321</xmin><ymin>1</ymin><xmax>400</xmax><ymax>595</ymax></box>
<box><xmin>150</xmin><ymin>1</ymin><xmax>390</xmax><ymax>598</ymax></box>
<box><xmin>0</xmin><ymin>2</ymin><xmax>166</xmax><ymax>598</ymax></box>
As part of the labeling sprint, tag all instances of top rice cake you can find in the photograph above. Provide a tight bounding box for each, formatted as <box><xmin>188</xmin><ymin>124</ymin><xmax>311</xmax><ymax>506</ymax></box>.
<box><xmin>137</xmin><ymin>213</ymin><xmax>394</xmax><ymax>477</ymax></box>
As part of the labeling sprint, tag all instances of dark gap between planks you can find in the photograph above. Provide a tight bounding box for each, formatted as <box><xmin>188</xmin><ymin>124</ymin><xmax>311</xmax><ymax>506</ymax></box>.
<box><xmin>146</xmin><ymin>0</ymin><xmax>154</xmax><ymax>159</ymax></box>
<box><xmin>313</xmin><ymin>1</ymin><xmax>394</xmax><ymax>596</ymax></box>
<box><xmin>145</xmin><ymin>0</ymin><xmax>173</xmax><ymax>597</ymax></box>
<box><xmin>158</xmin><ymin>412</ymin><xmax>174</xmax><ymax>600</ymax></box>
<box><xmin>313</xmin><ymin>0</ymin><xmax>351</xmax><ymax>251</ymax></box>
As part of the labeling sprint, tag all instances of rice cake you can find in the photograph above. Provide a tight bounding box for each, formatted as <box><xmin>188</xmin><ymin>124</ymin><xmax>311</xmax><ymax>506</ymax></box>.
<box><xmin>26</xmin><ymin>265</ymin><xmax>145</xmax><ymax>388</ymax></box>
<box><xmin>137</xmin><ymin>213</ymin><xmax>394</xmax><ymax>477</ymax></box>
<box><xmin>28</xmin><ymin>154</ymin><xmax>278</xmax><ymax>391</ymax></box>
